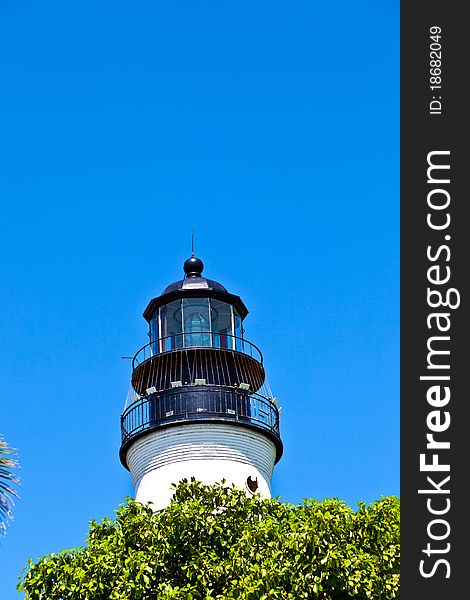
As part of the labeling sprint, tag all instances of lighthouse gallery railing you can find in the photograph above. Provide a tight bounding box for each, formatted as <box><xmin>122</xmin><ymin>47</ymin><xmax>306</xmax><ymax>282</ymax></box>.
<box><xmin>132</xmin><ymin>332</ymin><xmax>263</xmax><ymax>369</ymax></box>
<box><xmin>121</xmin><ymin>386</ymin><xmax>280</xmax><ymax>447</ymax></box>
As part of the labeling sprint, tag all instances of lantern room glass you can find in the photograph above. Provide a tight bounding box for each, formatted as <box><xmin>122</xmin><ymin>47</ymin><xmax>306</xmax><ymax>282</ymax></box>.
<box><xmin>150</xmin><ymin>298</ymin><xmax>243</xmax><ymax>353</ymax></box>
<box><xmin>159</xmin><ymin>300</ymin><xmax>183</xmax><ymax>352</ymax></box>
<box><xmin>182</xmin><ymin>298</ymin><xmax>210</xmax><ymax>347</ymax></box>
<box><xmin>211</xmin><ymin>299</ymin><xmax>232</xmax><ymax>349</ymax></box>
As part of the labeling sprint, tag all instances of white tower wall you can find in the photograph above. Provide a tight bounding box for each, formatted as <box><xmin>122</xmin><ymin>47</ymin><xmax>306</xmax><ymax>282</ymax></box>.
<box><xmin>125</xmin><ymin>422</ymin><xmax>277</xmax><ymax>511</ymax></box>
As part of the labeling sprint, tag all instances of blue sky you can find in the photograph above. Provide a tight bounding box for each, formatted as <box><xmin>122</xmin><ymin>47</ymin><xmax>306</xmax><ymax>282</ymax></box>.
<box><xmin>0</xmin><ymin>1</ymin><xmax>399</xmax><ymax>595</ymax></box>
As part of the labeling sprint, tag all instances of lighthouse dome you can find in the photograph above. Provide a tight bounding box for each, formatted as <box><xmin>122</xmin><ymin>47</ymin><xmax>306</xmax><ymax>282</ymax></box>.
<box><xmin>162</xmin><ymin>256</ymin><xmax>228</xmax><ymax>294</ymax></box>
<box><xmin>143</xmin><ymin>256</ymin><xmax>248</xmax><ymax>322</ymax></box>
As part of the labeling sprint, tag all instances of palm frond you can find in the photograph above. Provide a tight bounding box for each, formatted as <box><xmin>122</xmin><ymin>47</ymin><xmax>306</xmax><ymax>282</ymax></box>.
<box><xmin>0</xmin><ymin>435</ymin><xmax>20</xmax><ymax>535</ymax></box>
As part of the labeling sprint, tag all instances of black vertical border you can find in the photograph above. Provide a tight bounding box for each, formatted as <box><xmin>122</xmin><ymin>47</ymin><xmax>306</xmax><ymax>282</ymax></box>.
<box><xmin>401</xmin><ymin>3</ymin><xmax>467</xmax><ymax>598</ymax></box>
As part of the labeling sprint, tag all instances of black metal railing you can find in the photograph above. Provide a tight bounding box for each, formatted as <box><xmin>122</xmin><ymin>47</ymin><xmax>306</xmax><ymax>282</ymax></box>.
<box><xmin>132</xmin><ymin>332</ymin><xmax>263</xmax><ymax>369</ymax></box>
<box><xmin>120</xmin><ymin>385</ymin><xmax>280</xmax><ymax>448</ymax></box>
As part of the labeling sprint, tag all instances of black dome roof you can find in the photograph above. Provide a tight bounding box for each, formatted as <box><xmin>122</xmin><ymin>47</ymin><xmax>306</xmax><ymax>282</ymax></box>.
<box><xmin>143</xmin><ymin>256</ymin><xmax>248</xmax><ymax>322</ymax></box>
<box><xmin>162</xmin><ymin>255</ymin><xmax>228</xmax><ymax>294</ymax></box>
<box><xmin>163</xmin><ymin>276</ymin><xmax>228</xmax><ymax>295</ymax></box>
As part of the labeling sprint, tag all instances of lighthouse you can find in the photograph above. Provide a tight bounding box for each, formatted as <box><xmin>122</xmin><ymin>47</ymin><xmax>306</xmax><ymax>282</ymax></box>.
<box><xmin>119</xmin><ymin>256</ymin><xmax>283</xmax><ymax>510</ymax></box>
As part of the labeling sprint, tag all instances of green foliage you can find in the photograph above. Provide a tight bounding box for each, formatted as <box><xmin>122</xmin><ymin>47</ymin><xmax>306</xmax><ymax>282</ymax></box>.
<box><xmin>18</xmin><ymin>480</ymin><xmax>399</xmax><ymax>599</ymax></box>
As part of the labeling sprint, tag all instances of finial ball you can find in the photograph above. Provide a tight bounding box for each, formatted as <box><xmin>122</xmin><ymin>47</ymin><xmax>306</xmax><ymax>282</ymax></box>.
<box><xmin>183</xmin><ymin>256</ymin><xmax>204</xmax><ymax>277</ymax></box>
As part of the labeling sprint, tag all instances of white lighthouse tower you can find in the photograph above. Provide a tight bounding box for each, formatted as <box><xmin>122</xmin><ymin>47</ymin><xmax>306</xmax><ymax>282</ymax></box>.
<box><xmin>119</xmin><ymin>256</ymin><xmax>283</xmax><ymax>511</ymax></box>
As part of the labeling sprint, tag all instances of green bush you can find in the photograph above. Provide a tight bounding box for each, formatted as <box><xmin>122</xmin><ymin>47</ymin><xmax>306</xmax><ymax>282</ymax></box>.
<box><xmin>18</xmin><ymin>480</ymin><xmax>399</xmax><ymax>599</ymax></box>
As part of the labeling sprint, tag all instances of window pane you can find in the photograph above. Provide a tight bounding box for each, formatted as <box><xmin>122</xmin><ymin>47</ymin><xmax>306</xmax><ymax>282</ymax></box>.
<box><xmin>150</xmin><ymin>317</ymin><xmax>159</xmax><ymax>354</ymax></box>
<box><xmin>211</xmin><ymin>300</ymin><xmax>233</xmax><ymax>349</ymax></box>
<box><xmin>182</xmin><ymin>298</ymin><xmax>210</xmax><ymax>347</ymax></box>
<box><xmin>234</xmin><ymin>311</ymin><xmax>243</xmax><ymax>352</ymax></box>
<box><xmin>150</xmin><ymin>316</ymin><xmax>159</xmax><ymax>341</ymax></box>
<box><xmin>161</xmin><ymin>301</ymin><xmax>183</xmax><ymax>351</ymax></box>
